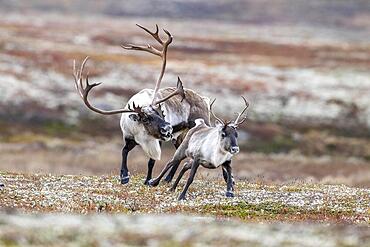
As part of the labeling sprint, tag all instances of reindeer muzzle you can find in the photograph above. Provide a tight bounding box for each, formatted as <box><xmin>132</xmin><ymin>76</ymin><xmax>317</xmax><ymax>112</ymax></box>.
<box><xmin>160</xmin><ymin>125</ymin><xmax>173</xmax><ymax>140</ymax></box>
<box><xmin>230</xmin><ymin>146</ymin><xmax>240</xmax><ymax>154</ymax></box>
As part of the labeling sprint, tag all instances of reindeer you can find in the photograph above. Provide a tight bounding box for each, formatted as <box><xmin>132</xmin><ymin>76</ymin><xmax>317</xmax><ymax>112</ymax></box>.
<box><xmin>149</xmin><ymin>97</ymin><xmax>249</xmax><ymax>200</ymax></box>
<box><xmin>73</xmin><ymin>24</ymin><xmax>211</xmax><ymax>185</ymax></box>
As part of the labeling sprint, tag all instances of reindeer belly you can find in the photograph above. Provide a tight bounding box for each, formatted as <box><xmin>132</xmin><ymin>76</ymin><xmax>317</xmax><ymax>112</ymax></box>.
<box><xmin>200</xmin><ymin>160</ymin><xmax>218</xmax><ymax>169</ymax></box>
<box><xmin>209</xmin><ymin>152</ymin><xmax>233</xmax><ymax>168</ymax></box>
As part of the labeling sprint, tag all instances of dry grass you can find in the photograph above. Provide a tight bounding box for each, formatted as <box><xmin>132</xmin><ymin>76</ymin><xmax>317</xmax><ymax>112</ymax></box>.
<box><xmin>1</xmin><ymin>172</ymin><xmax>369</xmax><ymax>224</ymax></box>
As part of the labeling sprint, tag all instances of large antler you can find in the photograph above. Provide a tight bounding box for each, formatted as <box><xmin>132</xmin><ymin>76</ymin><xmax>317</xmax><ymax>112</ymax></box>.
<box><xmin>153</xmin><ymin>77</ymin><xmax>185</xmax><ymax>105</ymax></box>
<box><xmin>73</xmin><ymin>56</ymin><xmax>140</xmax><ymax>115</ymax></box>
<box><xmin>234</xmin><ymin>96</ymin><xmax>250</xmax><ymax>126</ymax></box>
<box><xmin>121</xmin><ymin>24</ymin><xmax>174</xmax><ymax>105</ymax></box>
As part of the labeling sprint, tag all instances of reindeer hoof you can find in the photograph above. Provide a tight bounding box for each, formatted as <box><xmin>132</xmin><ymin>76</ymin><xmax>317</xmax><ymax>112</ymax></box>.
<box><xmin>168</xmin><ymin>187</ymin><xmax>175</xmax><ymax>192</ymax></box>
<box><xmin>164</xmin><ymin>176</ymin><xmax>172</xmax><ymax>183</ymax></box>
<box><xmin>120</xmin><ymin>175</ymin><xmax>130</xmax><ymax>185</ymax></box>
<box><xmin>144</xmin><ymin>180</ymin><xmax>150</xmax><ymax>186</ymax></box>
<box><xmin>178</xmin><ymin>195</ymin><xmax>186</xmax><ymax>201</ymax></box>
<box><xmin>148</xmin><ymin>179</ymin><xmax>160</xmax><ymax>187</ymax></box>
<box><xmin>0</xmin><ymin>183</ymin><xmax>4</xmax><ymax>188</ymax></box>
<box><xmin>225</xmin><ymin>191</ymin><xmax>234</xmax><ymax>198</ymax></box>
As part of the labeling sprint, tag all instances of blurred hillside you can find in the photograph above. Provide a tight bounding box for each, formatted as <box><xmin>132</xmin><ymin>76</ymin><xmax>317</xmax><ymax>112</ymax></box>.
<box><xmin>1</xmin><ymin>0</ymin><xmax>370</xmax><ymax>30</ymax></box>
<box><xmin>0</xmin><ymin>1</ymin><xmax>369</xmax><ymax>127</ymax></box>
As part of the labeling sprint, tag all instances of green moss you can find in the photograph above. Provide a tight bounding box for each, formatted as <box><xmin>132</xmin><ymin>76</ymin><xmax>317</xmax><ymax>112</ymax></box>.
<box><xmin>42</xmin><ymin>121</ymin><xmax>76</xmax><ymax>136</ymax></box>
<box><xmin>246</xmin><ymin>135</ymin><xmax>297</xmax><ymax>154</ymax></box>
<box><xmin>201</xmin><ymin>201</ymin><xmax>355</xmax><ymax>221</ymax></box>
<box><xmin>326</xmin><ymin>143</ymin><xmax>337</xmax><ymax>152</ymax></box>
<box><xmin>364</xmin><ymin>155</ymin><xmax>370</xmax><ymax>161</ymax></box>
<box><xmin>0</xmin><ymin>120</ymin><xmax>79</xmax><ymax>142</ymax></box>
<box><xmin>161</xmin><ymin>241</ymin><xmax>190</xmax><ymax>247</ymax></box>
<box><xmin>281</xmin><ymin>186</ymin><xmax>303</xmax><ymax>193</ymax></box>
<box><xmin>0</xmin><ymin>239</ymin><xmax>20</xmax><ymax>247</ymax></box>
<box><xmin>202</xmin><ymin>201</ymin><xmax>300</xmax><ymax>220</ymax></box>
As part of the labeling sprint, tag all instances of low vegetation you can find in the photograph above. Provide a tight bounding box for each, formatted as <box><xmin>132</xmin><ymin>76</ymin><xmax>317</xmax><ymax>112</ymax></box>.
<box><xmin>1</xmin><ymin>213</ymin><xmax>370</xmax><ymax>247</ymax></box>
<box><xmin>1</xmin><ymin>172</ymin><xmax>369</xmax><ymax>224</ymax></box>
<box><xmin>0</xmin><ymin>172</ymin><xmax>369</xmax><ymax>246</ymax></box>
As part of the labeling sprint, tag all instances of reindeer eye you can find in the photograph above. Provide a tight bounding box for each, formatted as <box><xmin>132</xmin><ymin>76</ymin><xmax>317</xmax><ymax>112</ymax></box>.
<box><xmin>221</xmin><ymin>132</ymin><xmax>226</xmax><ymax>138</ymax></box>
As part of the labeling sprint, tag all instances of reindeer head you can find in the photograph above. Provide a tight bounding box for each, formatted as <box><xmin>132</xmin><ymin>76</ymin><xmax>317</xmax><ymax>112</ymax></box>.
<box><xmin>128</xmin><ymin>103</ymin><xmax>173</xmax><ymax>141</ymax></box>
<box><xmin>211</xmin><ymin>96</ymin><xmax>249</xmax><ymax>155</ymax></box>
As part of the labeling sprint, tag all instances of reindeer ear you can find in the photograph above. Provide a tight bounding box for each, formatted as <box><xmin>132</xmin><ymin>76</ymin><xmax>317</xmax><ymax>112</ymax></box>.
<box><xmin>215</xmin><ymin>120</ymin><xmax>223</xmax><ymax>127</ymax></box>
<box><xmin>129</xmin><ymin>114</ymin><xmax>140</xmax><ymax>122</ymax></box>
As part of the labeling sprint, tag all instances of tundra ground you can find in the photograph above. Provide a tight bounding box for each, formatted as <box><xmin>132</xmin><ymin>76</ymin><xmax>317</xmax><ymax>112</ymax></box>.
<box><xmin>1</xmin><ymin>172</ymin><xmax>369</xmax><ymax>224</ymax></box>
<box><xmin>1</xmin><ymin>214</ymin><xmax>370</xmax><ymax>247</ymax></box>
<box><xmin>1</xmin><ymin>172</ymin><xmax>370</xmax><ymax>246</ymax></box>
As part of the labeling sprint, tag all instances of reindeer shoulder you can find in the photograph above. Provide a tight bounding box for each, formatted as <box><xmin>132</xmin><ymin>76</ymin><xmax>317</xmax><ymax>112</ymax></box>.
<box><xmin>194</xmin><ymin>118</ymin><xmax>206</xmax><ymax>127</ymax></box>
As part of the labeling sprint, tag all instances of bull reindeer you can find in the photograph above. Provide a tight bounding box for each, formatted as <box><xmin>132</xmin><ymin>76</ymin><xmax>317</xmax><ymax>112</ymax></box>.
<box><xmin>73</xmin><ymin>24</ymin><xmax>210</xmax><ymax>185</ymax></box>
<box><xmin>149</xmin><ymin>97</ymin><xmax>249</xmax><ymax>200</ymax></box>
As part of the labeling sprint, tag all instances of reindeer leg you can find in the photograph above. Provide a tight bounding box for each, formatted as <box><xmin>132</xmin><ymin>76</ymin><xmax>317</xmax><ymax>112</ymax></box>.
<box><xmin>120</xmin><ymin>138</ymin><xmax>137</xmax><ymax>185</ymax></box>
<box><xmin>169</xmin><ymin>161</ymin><xmax>192</xmax><ymax>192</ymax></box>
<box><xmin>222</xmin><ymin>166</ymin><xmax>235</xmax><ymax>185</ymax></box>
<box><xmin>164</xmin><ymin>137</ymin><xmax>183</xmax><ymax>183</ymax></box>
<box><xmin>148</xmin><ymin>158</ymin><xmax>178</xmax><ymax>187</ymax></box>
<box><xmin>165</xmin><ymin>121</ymin><xmax>195</xmax><ymax>183</ymax></box>
<box><xmin>222</xmin><ymin>167</ymin><xmax>228</xmax><ymax>183</ymax></box>
<box><xmin>144</xmin><ymin>142</ymin><xmax>161</xmax><ymax>185</ymax></box>
<box><xmin>0</xmin><ymin>175</ymin><xmax>4</xmax><ymax>187</ymax></box>
<box><xmin>164</xmin><ymin>161</ymin><xmax>181</xmax><ymax>183</ymax></box>
<box><xmin>178</xmin><ymin>159</ymin><xmax>200</xmax><ymax>201</ymax></box>
<box><xmin>222</xmin><ymin>160</ymin><xmax>234</xmax><ymax>198</ymax></box>
<box><xmin>144</xmin><ymin>158</ymin><xmax>156</xmax><ymax>185</ymax></box>
<box><xmin>149</xmin><ymin>146</ymin><xmax>186</xmax><ymax>187</ymax></box>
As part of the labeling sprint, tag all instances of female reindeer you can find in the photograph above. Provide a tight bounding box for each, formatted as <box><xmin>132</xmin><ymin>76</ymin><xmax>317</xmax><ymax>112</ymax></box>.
<box><xmin>149</xmin><ymin>97</ymin><xmax>249</xmax><ymax>200</ymax></box>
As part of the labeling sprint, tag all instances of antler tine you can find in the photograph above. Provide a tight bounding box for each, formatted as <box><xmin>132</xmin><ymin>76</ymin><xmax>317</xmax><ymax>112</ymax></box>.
<box><xmin>72</xmin><ymin>56</ymin><xmax>89</xmax><ymax>98</ymax></box>
<box><xmin>121</xmin><ymin>24</ymin><xmax>173</xmax><ymax>58</ymax></box>
<box><xmin>135</xmin><ymin>24</ymin><xmax>173</xmax><ymax>46</ymax></box>
<box><xmin>136</xmin><ymin>24</ymin><xmax>163</xmax><ymax>45</ymax></box>
<box><xmin>128</xmin><ymin>101</ymin><xmax>143</xmax><ymax>114</ymax></box>
<box><xmin>162</xmin><ymin>28</ymin><xmax>173</xmax><ymax>45</ymax></box>
<box><xmin>234</xmin><ymin>96</ymin><xmax>250</xmax><ymax>126</ymax></box>
<box><xmin>127</xmin><ymin>101</ymin><xmax>134</xmax><ymax>111</ymax></box>
<box><xmin>72</xmin><ymin>60</ymin><xmax>81</xmax><ymax>97</ymax></box>
<box><xmin>121</xmin><ymin>44</ymin><xmax>162</xmax><ymax>57</ymax></box>
<box><xmin>79</xmin><ymin>56</ymin><xmax>90</xmax><ymax>88</ymax></box>
<box><xmin>153</xmin><ymin>76</ymin><xmax>186</xmax><ymax>106</ymax></box>
<box><xmin>120</xmin><ymin>24</ymin><xmax>173</xmax><ymax>105</ymax></box>
<box><xmin>210</xmin><ymin>99</ymin><xmax>225</xmax><ymax>125</ymax></box>
<box><xmin>176</xmin><ymin>77</ymin><xmax>186</xmax><ymax>102</ymax></box>
<box><xmin>72</xmin><ymin>57</ymin><xmax>137</xmax><ymax>115</ymax></box>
